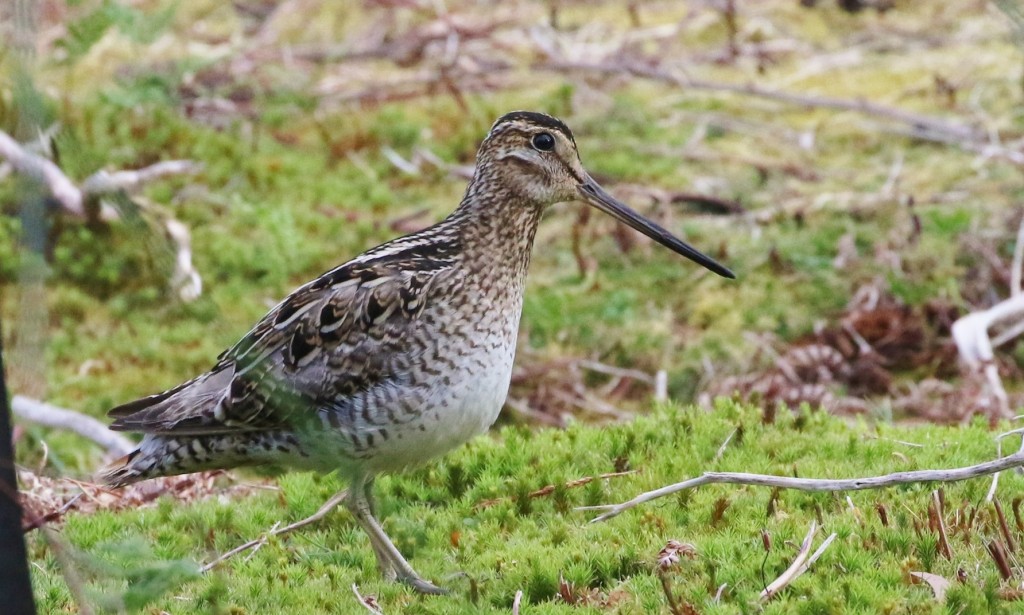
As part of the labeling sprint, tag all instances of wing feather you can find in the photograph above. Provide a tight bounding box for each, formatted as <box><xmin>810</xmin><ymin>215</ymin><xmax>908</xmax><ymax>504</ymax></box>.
<box><xmin>108</xmin><ymin>233</ymin><xmax>459</xmax><ymax>437</ymax></box>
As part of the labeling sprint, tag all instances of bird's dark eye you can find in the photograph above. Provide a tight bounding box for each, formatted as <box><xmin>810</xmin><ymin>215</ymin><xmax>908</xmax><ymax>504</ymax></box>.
<box><xmin>532</xmin><ymin>132</ymin><xmax>555</xmax><ymax>152</ymax></box>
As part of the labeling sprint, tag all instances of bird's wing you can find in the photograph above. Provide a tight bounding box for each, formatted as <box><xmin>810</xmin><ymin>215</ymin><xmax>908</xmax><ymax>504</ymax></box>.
<box><xmin>109</xmin><ymin>234</ymin><xmax>461</xmax><ymax>436</ymax></box>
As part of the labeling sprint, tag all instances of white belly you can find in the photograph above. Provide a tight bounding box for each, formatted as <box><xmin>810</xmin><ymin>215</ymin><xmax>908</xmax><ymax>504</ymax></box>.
<box><xmin>362</xmin><ymin>336</ymin><xmax>516</xmax><ymax>474</ymax></box>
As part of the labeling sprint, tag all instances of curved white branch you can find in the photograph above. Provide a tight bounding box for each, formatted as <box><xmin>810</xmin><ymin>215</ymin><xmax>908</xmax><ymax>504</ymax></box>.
<box><xmin>12</xmin><ymin>395</ymin><xmax>135</xmax><ymax>456</ymax></box>
<box><xmin>0</xmin><ymin>129</ymin><xmax>85</xmax><ymax>217</ymax></box>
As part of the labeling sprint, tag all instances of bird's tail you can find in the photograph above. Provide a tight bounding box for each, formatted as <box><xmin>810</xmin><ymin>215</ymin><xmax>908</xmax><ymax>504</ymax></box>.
<box><xmin>97</xmin><ymin>432</ymin><xmax>300</xmax><ymax>487</ymax></box>
<box><xmin>98</xmin><ymin>448</ymin><xmax>149</xmax><ymax>487</ymax></box>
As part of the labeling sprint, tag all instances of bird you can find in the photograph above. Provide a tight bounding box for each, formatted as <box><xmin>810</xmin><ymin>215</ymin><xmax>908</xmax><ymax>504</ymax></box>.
<box><xmin>98</xmin><ymin>111</ymin><xmax>735</xmax><ymax>594</ymax></box>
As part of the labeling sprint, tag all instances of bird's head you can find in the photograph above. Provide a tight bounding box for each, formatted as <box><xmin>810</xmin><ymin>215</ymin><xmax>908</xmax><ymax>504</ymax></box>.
<box><xmin>476</xmin><ymin>111</ymin><xmax>735</xmax><ymax>279</ymax></box>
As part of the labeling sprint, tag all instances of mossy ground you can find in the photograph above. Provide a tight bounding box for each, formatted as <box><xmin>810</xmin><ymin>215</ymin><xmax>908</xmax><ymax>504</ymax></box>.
<box><xmin>4</xmin><ymin>0</ymin><xmax>1024</xmax><ymax>612</ymax></box>
<box><xmin>29</xmin><ymin>402</ymin><xmax>1024</xmax><ymax>613</ymax></box>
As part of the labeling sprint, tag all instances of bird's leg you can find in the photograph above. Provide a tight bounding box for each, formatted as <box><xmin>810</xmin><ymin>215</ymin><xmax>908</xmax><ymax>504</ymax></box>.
<box><xmin>363</xmin><ymin>478</ymin><xmax>377</xmax><ymax>518</ymax></box>
<box><xmin>358</xmin><ymin>478</ymin><xmax>397</xmax><ymax>581</ymax></box>
<box><xmin>346</xmin><ymin>473</ymin><xmax>447</xmax><ymax>595</ymax></box>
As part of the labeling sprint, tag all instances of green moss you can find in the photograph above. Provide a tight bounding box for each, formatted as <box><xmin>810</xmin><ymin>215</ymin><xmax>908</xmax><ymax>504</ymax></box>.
<box><xmin>7</xmin><ymin>0</ymin><xmax>1024</xmax><ymax>611</ymax></box>
<box><xmin>28</xmin><ymin>402</ymin><xmax>1024</xmax><ymax>613</ymax></box>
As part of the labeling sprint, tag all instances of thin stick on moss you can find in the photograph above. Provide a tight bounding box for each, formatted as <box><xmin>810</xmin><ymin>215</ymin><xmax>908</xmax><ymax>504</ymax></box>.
<box><xmin>759</xmin><ymin>521</ymin><xmax>835</xmax><ymax>601</ymax></box>
<box><xmin>581</xmin><ymin>448</ymin><xmax>1024</xmax><ymax>523</ymax></box>
<box><xmin>713</xmin><ymin>428</ymin><xmax>737</xmax><ymax>463</ymax></box>
<box><xmin>200</xmin><ymin>488</ymin><xmax>348</xmax><ymax>573</ymax></box>
<box><xmin>930</xmin><ymin>490</ymin><xmax>952</xmax><ymax>560</ymax></box>
<box><xmin>351</xmin><ymin>583</ymin><xmax>384</xmax><ymax>614</ymax></box>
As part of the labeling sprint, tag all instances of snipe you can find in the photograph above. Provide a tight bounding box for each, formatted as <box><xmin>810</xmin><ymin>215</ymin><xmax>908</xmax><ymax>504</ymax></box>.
<box><xmin>99</xmin><ymin>111</ymin><xmax>734</xmax><ymax>594</ymax></box>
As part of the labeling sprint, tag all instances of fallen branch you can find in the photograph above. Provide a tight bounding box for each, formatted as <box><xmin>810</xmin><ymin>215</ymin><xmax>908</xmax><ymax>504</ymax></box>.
<box><xmin>950</xmin><ymin>218</ymin><xmax>1024</xmax><ymax>419</ymax></box>
<box><xmin>504</xmin><ymin>397</ymin><xmax>563</xmax><ymax>427</ymax></box>
<box><xmin>580</xmin><ymin>447</ymin><xmax>1024</xmax><ymax>523</ymax></box>
<box><xmin>759</xmin><ymin>521</ymin><xmax>836</xmax><ymax>601</ymax></box>
<box><xmin>80</xmin><ymin>161</ymin><xmax>203</xmax><ymax>196</ymax></box>
<box><xmin>12</xmin><ymin>395</ymin><xmax>135</xmax><ymax>456</ymax></box>
<box><xmin>0</xmin><ymin>129</ymin><xmax>98</xmax><ymax>219</ymax></box>
<box><xmin>0</xmin><ymin>127</ymin><xmax>204</xmax><ymax>301</ymax></box>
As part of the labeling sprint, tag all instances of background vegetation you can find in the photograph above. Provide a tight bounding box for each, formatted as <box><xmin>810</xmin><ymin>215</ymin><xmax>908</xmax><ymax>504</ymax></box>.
<box><xmin>4</xmin><ymin>0</ymin><xmax>1024</xmax><ymax>612</ymax></box>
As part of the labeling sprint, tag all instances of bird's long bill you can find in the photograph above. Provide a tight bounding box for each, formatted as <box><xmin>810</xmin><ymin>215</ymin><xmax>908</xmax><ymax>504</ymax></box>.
<box><xmin>578</xmin><ymin>179</ymin><xmax>736</xmax><ymax>279</ymax></box>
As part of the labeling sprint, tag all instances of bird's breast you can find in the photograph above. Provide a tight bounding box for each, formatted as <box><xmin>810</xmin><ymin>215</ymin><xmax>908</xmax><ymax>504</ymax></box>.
<box><xmin>354</xmin><ymin>276</ymin><xmax>524</xmax><ymax>474</ymax></box>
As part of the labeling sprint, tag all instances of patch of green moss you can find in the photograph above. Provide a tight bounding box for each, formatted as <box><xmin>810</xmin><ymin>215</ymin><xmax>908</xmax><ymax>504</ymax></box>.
<box><xmin>27</xmin><ymin>402</ymin><xmax>1024</xmax><ymax>613</ymax></box>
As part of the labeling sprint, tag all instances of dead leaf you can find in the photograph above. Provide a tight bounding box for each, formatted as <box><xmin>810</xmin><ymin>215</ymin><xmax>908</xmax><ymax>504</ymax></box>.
<box><xmin>910</xmin><ymin>571</ymin><xmax>950</xmax><ymax>602</ymax></box>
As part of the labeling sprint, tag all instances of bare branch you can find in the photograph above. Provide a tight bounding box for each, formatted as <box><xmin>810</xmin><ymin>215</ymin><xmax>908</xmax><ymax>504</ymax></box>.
<box><xmin>352</xmin><ymin>583</ymin><xmax>384</xmax><ymax>614</ymax></box>
<box><xmin>201</xmin><ymin>488</ymin><xmax>348</xmax><ymax>572</ymax></box>
<box><xmin>759</xmin><ymin>522</ymin><xmax>834</xmax><ymax>601</ymax></box>
<box><xmin>796</xmin><ymin>531</ymin><xmax>838</xmax><ymax>577</ymax></box>
<box><xmin>1011</xmin><ymin>217</ymin><xmax>1024</xmax><ymax>297</ymax></box>
<box><xmin>0</xmin><ymin>127</ymin><xmax>204</xmax><ymax>301</ymax></box>
<box><xmin>581</xmin><ymin>449</ymin><xmax>1024</xmax><ymax>523</ymax></box>
<box><xmin>11</xmin><ymin>395</ymin><xmax>135</xmax><ymax>457</ymax></box>
<box><xmin>952</xmin><ymin>294</ymin><xmax>1024</xmax><ymax>419</ymax></box>
<box><xmin>504</xmin><ymin>397</ymin><xmax>563</xmax><ymax>426</ymax></box>
<box><xmin>164</xmin><ymin>218</ymin><xmax>203</xmax><ymax>302</ymax></box>
<box><xmin>576</xmin><ymin>359</ymin><xmax>655</xmax><ymax>384</ymax></box>
<box><xmin>0</xmin><ymin>128</ymin><xmax>87</xmax><ymax>217</ymax></box>
<box><xmin>80</xmin><ymin>161</ymin><xmax>202</xmax><ymax>195</ymax></box>
<box><xmin>654</xmin><ymin>370</ymin><xmax>668</xmax><ymax>402</ymax></box>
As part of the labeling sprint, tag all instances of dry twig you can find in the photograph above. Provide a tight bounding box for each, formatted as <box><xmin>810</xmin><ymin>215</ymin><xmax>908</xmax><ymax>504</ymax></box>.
<box><xmin>759</xmin><ymin>521</ymin><xmax>837</xmax><ymax>601</ymax></box>
<box><xmin>952</xmin><ymin>283</ymin><xmax>1024</xmax><ymax>420</ymax></box>
<box><xmin>352</xmin><ymin>583</ymin><xmax>384</xmax><ymax>614</ymax></box>
<box><xmin>930</xmin><ymin>490</ymin><xmax>952</xmax><ymax>560</ymax></box>
<box><xmin>581</xmin><ymin>445</ymin><xmax>1024</xmax><ymax>522</ymax></box>
<box><xmin>12</xmin><ymin>395</ymin><xmax>135</xmax><ymax>457</ymax></box>
<box><xmin>201</xmin><ymin>489</ymin><xmax>348</xmax><ymax>572</ymax></box>
<box><xmin>0</xmin><ymin>128</ymin><xmax>203</xmax><ymax>301</ymax></box>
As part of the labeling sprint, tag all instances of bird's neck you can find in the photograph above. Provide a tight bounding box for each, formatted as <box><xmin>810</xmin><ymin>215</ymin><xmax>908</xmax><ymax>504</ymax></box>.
<box><xmin>449</xmin><ymin>173</ymin><xmax>545</xmax><ymax>279</ymax></box>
